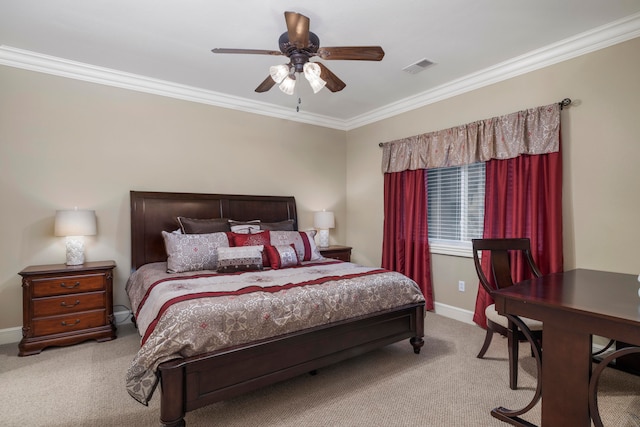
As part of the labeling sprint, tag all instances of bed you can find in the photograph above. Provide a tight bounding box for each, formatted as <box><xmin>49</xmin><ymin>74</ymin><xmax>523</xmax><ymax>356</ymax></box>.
<box><xmin>125</xmin><ymin>191</ymin><xmax>426</xmax><ymax>427</ymax></box>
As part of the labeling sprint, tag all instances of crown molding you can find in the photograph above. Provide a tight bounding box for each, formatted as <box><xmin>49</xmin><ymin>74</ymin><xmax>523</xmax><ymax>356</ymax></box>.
<box><xmin>0</xmin><ymin>45</ymin><xmax>348</xmax><ymax>131</ymax></box>
<box><xmin>1</xmin><ymin>12</ymin><xmax>639</xmax><ymax>132</ymax></box>
<box><xmin>345</xmin><ymin>12</ymin><xmax>640</xmax><ymax>130</ymax></box>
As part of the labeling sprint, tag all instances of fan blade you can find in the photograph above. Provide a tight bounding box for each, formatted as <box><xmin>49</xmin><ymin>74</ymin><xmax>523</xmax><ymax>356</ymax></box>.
<box><xmin>284</xmin><ymin>11</ymin><xmax>310</xmax><ymax>49</ymax></box>
<box><xmin>255</xmin><ymin>75</ymin><xmax>276</xmax><ymax>93</ymax></box>
<box><xmin>317</xmin><ymin>63</ymin><xmax>346</xmax><ymax>92</ymax></box>
<box><xmin>316</xmin><ymin>46</ymin><xmax>385</xmax><ymax>61</ymax></box>
<box><xmin>212</xmin><ymin>48</ymin><xmax>283</xmax><ymax>56</ymax></box>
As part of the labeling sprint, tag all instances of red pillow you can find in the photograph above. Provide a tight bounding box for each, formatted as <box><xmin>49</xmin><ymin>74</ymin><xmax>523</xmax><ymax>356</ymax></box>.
<box><xmin>264</xmin><ymin>244</ymin><xmax>300</xmax><ymax>269</ymax></box>
<box><xmin>231</xmin><ymin>231</ymin><xmax>270</xmax><ymax>266</ymax></box>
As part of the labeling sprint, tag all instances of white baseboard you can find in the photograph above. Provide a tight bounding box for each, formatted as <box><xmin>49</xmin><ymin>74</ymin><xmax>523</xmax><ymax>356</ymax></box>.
<box><xmin>433</xmin><ymin>302</ymin><xmax>476</xmax><ymax>325</ymax></box>
<box><xmin>0</xmin><ymin>310</ymin><xmax>133</xmax><ymax>346</ymax></box>
<box><xmin>0</xmin><ymin>326</ymin><xmax>23</xmax><ymax>346</ymax></box>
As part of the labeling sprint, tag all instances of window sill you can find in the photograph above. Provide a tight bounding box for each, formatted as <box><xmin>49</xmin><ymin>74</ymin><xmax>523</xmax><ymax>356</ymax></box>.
<box><xmin>429</xmin><ymin>240</ymin><xmax>473</xmax><ymax>258</ymax></box>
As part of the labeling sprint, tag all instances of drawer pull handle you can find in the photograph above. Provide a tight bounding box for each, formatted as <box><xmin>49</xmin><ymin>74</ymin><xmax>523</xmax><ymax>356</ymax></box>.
<box><xmin>61</xmin><ymin>300</ymin><xmax>81</xmax><ymax>308</ymax></box>
<box><xmin>61</xmin><ymin>319</ymin><xmax>81</xmax><ymax>327</ymax></box>
<box><xmin>60</xmin><ymin>281</ymin><xmax>81</xmax><ymax>289</ymax></box>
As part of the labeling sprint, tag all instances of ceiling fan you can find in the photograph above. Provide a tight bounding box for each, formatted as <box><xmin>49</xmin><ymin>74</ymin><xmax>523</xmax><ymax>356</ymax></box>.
<box><xmin>211</xmin><ymin>11</ymin><xmax>385</xmax><ymax>95</ymax></box>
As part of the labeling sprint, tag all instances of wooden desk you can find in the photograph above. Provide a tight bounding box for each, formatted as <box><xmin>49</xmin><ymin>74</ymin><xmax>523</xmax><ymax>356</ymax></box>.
<box><xmin>493</xmin><ymin>269</ymin><xmax>640</xmax><ymax>426</ymax></box>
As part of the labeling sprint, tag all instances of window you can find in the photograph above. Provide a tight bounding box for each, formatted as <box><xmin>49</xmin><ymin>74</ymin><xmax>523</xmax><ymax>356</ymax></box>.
<box><xmin>427</xmin><ymin>163</ymin><xmax>485</xmax><ymax>256</ymax></box>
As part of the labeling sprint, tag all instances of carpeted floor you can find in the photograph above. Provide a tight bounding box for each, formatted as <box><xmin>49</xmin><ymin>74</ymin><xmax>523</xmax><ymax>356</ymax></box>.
<box><xmin>1</xmin><ymin>312</ymin><xmax>638</xmax><ymax>426</ymax></box>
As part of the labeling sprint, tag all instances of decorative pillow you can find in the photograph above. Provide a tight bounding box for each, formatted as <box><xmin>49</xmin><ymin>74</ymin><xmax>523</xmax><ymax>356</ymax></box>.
<box><xmin>177</xmin><ymin>217</ymin><xmax>230</xmax><ymax>234</ymax></box>
<box><xmin>264</xmin><ymin>244</ymin><xmax>300</xmax><ymax>269</ymax></box>
<box><xmin>269</xmin><ymin>230</ymin><xmax>322</xmax><ymax>262</ymax></box>
<box><xmin>228</xmin><ymin>219</ymin><xmax>261</xmax><ymax>234</ymax></box>
<box><xmin>231</xmin><ymin>231</ymin><xmax>271</xmax><ymax>266</ymax></box>
<box><xmin>216</xmin><ymin>245</ymin><xmax>264</xmax><ymax>273</ymax></box>
<box><xmin>260</xmin><ymin>219</ymin><xmax>295</xmax><ymax>231</ymax></box>
<box><xmin>162</xmin><ymin>231</ymin><xmax>230</xmax><ymax>273</ymax></box>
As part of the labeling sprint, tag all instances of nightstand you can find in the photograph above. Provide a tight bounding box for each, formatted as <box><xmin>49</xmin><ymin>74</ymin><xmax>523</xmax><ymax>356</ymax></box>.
<box><xmin>319</xmin><ymin>245</ymin><xmax>352</xmax><ymax>262</ymax></box>
<box><xmin>18</xmin><ymin>260</ymin><xmax>117</xmax><ymax>356</ymax></box>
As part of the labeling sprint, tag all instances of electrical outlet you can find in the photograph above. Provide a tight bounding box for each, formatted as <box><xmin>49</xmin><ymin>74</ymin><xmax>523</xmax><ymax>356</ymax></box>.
<box><xmin>458</xmin><ymin>280</ymin><xmax>465</xmax><ymax>292</ymax></box>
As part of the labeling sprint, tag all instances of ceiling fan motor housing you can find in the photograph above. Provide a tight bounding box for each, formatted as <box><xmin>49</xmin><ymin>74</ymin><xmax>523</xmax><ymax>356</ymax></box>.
<box><xmin>279</xmin><ymin>31</ymin><xmax>320</xmax><ymax>55</ymax></box>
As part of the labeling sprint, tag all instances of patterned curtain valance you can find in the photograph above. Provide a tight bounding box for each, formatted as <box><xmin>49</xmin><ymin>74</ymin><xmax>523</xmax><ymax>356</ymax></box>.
<box><xmin>380</xmin><ymin>102</ymin><xmax>560</xmax><ymax>173</ymax></box>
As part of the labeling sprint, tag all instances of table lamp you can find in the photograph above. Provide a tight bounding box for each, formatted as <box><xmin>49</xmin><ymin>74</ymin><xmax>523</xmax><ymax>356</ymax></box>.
<box><xmin>54</xmin><ymin>208</ymin><xmax>97</xmax><ymax>265</ymax></box>
<box><xmin>314</xmin><ymin>210</ymin><xmax>335</xmax><ymax>248</ymax></box>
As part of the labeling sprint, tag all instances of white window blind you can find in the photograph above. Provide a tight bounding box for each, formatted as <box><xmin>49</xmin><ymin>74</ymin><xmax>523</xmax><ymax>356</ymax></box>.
<box><xmin>427</xmin><ymin>163</ymin><xmax>485</xmax><ymax>256</ymax></box>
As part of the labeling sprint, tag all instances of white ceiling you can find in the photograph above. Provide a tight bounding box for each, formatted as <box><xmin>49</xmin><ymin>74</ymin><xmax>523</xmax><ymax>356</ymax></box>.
<box><xmin>2</xmin><ymin>1</ymin><xmax>640</xmax><ymax>130</ymax></box>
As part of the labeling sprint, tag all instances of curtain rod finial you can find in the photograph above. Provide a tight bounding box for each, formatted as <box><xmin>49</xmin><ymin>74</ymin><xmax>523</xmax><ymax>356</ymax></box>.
<box><xmin>559</xmin><ymin>98</ymin><xmax>572</xmax><ymax>109</ymax></box>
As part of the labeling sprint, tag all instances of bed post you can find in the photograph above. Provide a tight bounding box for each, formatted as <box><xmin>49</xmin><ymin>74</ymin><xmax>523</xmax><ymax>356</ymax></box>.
<box><xmin>159</xmin><ymin>361</ymin><xmax>186</xmax><ymax>427</ymax></box>
<box><xmin>410</xmin><ymin>305</ymin><xmax>425</xmax><ymax>354</ymax></box>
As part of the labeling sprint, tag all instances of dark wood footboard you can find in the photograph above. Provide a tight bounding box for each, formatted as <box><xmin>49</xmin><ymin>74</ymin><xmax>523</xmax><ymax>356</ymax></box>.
<box><xmin>157</xmin><ymin>303</ymin><xmax>425</xmax><ymax>427</ymax></box>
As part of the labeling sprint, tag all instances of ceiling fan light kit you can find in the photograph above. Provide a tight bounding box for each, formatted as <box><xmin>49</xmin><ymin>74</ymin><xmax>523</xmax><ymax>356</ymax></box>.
<box><xmin>212</xmin><ymin>11</ymin><xmax>384</xmax><ymax>95</ymax></box>
<box><xmin>268</xmin><ymin>62</ymin><xmax>326</xmax><ymax>95</ymax></box>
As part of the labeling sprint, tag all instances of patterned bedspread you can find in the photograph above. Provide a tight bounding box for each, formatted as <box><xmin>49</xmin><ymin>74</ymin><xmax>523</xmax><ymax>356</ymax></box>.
<box><xmin>124</xmin><ymin>259</ymin><xmax>425</xmax><ymax>405</ymax></box>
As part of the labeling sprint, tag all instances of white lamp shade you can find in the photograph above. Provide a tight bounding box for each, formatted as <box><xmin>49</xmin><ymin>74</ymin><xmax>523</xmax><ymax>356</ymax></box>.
<box><xmin>54</xmin><ymin>209</ymin><xmax>97</xmax><ymax>237</ymax></box>
<box><xmin>314</xmin><ymin>211</ymin><xmax>335</xmax><ymax>229</ymax></box>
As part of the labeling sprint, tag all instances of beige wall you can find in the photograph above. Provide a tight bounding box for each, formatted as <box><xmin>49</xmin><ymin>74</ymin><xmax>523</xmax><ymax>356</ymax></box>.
<box><xmin>346</xmin><ymin>37</ymin><xmax>640</xmax><ymax>316</ymax></box>
<box><xmin>0</xmin><ymin>66</ymin><xmax>346</xmax><ymax>330</ymax></box>
<box><xmin>1</xmin><ymin>36</ymin><xmax>639</xmax><ymax>333</ymax></box>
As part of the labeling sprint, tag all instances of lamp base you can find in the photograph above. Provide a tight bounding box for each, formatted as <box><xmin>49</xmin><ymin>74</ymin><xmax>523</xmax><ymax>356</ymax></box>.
<box><xmin>65</xmin><ymin>236</ymin><xmax>85</xmax><ymax>266</ymax></box>
<box><xmin>317</xmin><ymin>229</ymin><xmax>330</xmax><ymax>248</ymax></box>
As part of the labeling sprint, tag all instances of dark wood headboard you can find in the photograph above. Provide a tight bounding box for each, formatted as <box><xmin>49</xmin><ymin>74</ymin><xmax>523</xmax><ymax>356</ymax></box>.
<box><xmin>130</xmin><ymin>191</ymin><xmax>298</xmax><ymax>271</ymax></box>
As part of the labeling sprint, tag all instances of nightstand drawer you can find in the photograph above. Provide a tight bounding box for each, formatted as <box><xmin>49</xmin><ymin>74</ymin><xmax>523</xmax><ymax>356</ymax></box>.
<box><xmin>32</xmin><ymin>309</ymin><xmax>106</xmax><ymax>336</ymax></box>
<box><xmin>319</xmin><ymin>245</ymin><xmax>352</xmax><ymax>262</ymax></box>
<box><xmin>324</xmin><ymin>252</ymin><xmax>351</xmax><ymax>262</ymax></box>
<box><xmin>32</xmin><ymin>274</ymin><xmax>105</xmax><ymax>297</ymax></box>
<box><xmin>33</xmin><ymin>292</ymin><xmax>106</xmax><ymax>317</ymax></box>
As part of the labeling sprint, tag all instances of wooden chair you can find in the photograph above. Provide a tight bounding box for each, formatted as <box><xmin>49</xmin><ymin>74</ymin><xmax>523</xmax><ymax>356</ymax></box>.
<box><xmin>472</xmin><ymin>238</ymin><xmax>543</xmax><ymax>390</ymax></box>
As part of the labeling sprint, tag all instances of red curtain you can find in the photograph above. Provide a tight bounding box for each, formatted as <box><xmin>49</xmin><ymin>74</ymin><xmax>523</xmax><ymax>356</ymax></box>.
<box><xmin>382</xmin><ymin>169</ymin><xmax>433</xmax><ymax>309</ymax></box>
<box><xmin>472</xmin><ymin>149</ymin><xmax>564</xmax><ymax>327</ymax></box>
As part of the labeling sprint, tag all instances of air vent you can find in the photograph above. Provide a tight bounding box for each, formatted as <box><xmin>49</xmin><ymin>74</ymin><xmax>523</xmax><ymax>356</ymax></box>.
<box><xmin>402</xmin><ymin>58</ymin><xmax>435</xmax><ymax>74</ymax></box>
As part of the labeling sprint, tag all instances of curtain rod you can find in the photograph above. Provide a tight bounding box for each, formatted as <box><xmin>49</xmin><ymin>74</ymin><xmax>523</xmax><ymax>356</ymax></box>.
<box><xmin>378</xmin><ymin>98</ymin><xmax>572</xmax><ymax>147</ymax></box>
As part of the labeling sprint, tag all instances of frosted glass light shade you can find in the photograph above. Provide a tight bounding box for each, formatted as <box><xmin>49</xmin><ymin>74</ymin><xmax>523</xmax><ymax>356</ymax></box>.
<box><xmin>278</xmin><ymin>75</ymin><xmax>296</xmax><ymax>95</ymax></box>
<box><xmin>54</xmin><ymin>209</ymin><xmax>97</xmax><ymax>265</ymax></box>
<box><xmin>269</xmin><ymin>64</ymin><xmax>290</xmax><ymax>84</ymax></box>
<box><xmin>303</xmin><ymin>63</ymin><xmax>326</xmax><ymax>93</ymax></box>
